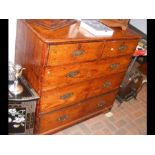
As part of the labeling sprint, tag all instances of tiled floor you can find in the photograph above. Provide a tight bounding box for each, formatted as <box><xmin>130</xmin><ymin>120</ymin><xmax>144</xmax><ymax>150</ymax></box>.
<box><xmin>54</xmin><ymin>84</ymin><xmax>147</xmax><ymax>135</ymax></box>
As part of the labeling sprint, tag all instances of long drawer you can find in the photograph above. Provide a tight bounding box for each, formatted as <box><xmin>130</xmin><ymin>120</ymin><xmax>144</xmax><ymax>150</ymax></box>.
<box><xmin>38</xmin><ymin>90</ymin><xmax>118</xmax><ymax>134</ymax></box>
<box><xmin>42</xmin><ymin>55</ymin><xmax>131</xmax><ymax>91</ymax></box>
<box><xmin>40</xmin><ymin>72</ymin><xmax>124</xmax><ymax>114</ymax></box>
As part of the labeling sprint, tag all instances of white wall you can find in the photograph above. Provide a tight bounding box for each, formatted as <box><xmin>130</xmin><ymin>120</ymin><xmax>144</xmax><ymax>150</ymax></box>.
<box><xmin>9</xmin><ymin>19</ymin><xmax>17</xmax><ymax>63</ymax></box>
<box><xmin>130</xmin><ymin>19</ymin><xmax>147</xmax><ymax>35</ymax></box>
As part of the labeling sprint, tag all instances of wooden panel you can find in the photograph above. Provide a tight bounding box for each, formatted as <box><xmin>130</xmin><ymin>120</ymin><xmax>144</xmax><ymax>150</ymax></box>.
<box><xmin>25</xmin><ymin>19</ymin><xmax>141</xmax><ymax>44</ymax></box>
<box><xmin>47</xmin><ymin>42</ymin><xmax>103</xmax><ymax>66</ymax></box>
<box><xmin>40</xmin><ymin>72</ymin><xmax>123</xmax><ymax>114</ymax></box>
<box><xmin>39</xmin><ymin>102</ymin><xmax>83</xmax><ymax>134</ymax></box>
<box><xmin>40</xmin><ymin>81</ymin><xmax>90</xmax><ymax>114</ymax></box>
<box><xmin>87</xmin><ymin>72</ymin><xmax>124</xmax><ymax>98</ymax></box>
<box><xmin>15</xmin><ymin>20</ymin><xmax>48</xmax><ymax>95</ymax></box>
<box><xmin>82</xmin><ymin>90</ymin><xmax>118</xmax><ymax>114</ymax></box>
<box><xmin>42</xmin><ymin>55</ymin><xmax>131</xmax><ymax>91</ymax></box>
<box><xmin>38</xmin><ymin>90</ymin><xmax>117</xmax><ymax>134</ymax></box>
<box><xmin>102</xmin><ymin>40</ymin><xmax>138</xmax><ymax>58</ymax></box>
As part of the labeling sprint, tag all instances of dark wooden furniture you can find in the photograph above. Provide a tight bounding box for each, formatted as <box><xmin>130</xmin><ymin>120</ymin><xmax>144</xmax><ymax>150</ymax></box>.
<box><xmin>8</xmin><ymin>76</ymin><xmax>39</xmax><ymax>134</ymax></box>
<box><xmin>15</xmin><ymin>19</ymin><xmax>141</xmax><ymax>134</ymax></box>
<box><xmin>139</xmin><ymin>63</ymin><xmax>147</xmax><ymax>75</ymax></box>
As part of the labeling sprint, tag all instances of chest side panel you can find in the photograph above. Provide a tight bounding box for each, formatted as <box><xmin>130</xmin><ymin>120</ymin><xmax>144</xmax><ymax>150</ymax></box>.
<box><xmin>15</xmin><ymin>20</ymin><xmax>48</xmax><ymax>95</ymax></box>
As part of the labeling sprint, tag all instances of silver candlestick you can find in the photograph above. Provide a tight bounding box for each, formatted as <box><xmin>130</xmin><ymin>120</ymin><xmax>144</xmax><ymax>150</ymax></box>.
<box><xmin>9</xmin><ymin>64</ymin><xmax>25</xmax><ymax>95</ymax></box>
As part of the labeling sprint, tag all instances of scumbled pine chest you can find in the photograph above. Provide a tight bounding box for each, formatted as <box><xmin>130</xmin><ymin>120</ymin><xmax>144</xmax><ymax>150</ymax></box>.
<box><xmin>15</xmin><ymin>19</ymin><xmax>141</xmax><ymax>134</ymax></box>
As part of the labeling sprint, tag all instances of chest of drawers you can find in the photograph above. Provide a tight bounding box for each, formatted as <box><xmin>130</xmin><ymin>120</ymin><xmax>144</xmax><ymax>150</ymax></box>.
<box><xmin>15</xmin><ymin>19</ymin><xmax>141</xmax><ymax>134</ymax></box>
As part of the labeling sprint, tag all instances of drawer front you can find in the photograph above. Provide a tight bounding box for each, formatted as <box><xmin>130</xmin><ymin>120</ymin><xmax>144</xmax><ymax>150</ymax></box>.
<box><xmin>39</xmin><ymin>102</ymin><xmax>83</xmax><ymax>134</ymax></box>
<box><xmin>47</xmin><ymin>42</ymin><xmax>103</xmax><ymax>66</ymax></box>
<box><xmin>82</xmin><ymin>90</ymin><xmax>118</xmax><ymax>114</ymax></box>
<box><xmin>43</xmin><ymin>55</ymin><xmax>131</xmax><ymax>90</ymax></box>
<box><xmin>87</xmin><ymin>72</ymin><xmax>124</xmax><ymax>98</ymax></box>
<box><xmin>40</xmin><ymin>72</ymin><xmax>123</xmax><ymax>114</ymax></box>
<box><xmin>38</xmin><ymin>90</ymin><xmax>117</xmax><ymax>134</ymax></box>
<box><xmin>40</xmin><ymin>81</ymin><xmax>89</xmax><ymax>114</ymax></box>
<box><xmin>102</xmin><ymin>40</ymin><xmax>138</xmax><ymax>58</ymax></box>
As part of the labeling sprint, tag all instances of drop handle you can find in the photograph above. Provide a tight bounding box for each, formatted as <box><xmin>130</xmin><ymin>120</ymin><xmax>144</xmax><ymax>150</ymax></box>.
<box><xmin>66</xmin><ymin>70</ymin><xmax>79</xmax><ymax>78</ymax></box>
<box><xmin>103</xmin><ymin>81</ymin><xmax>111</xmax><ymax>88</ymax></box>
<box><xmin>60</xmin><ymin>92</ymin><xmax>73</xmax><ymax>100</ymax></box>
<box><xmin>118</xmin><ymin>45</ymin><xmax>127</xmax><ymax>52</ymax></box>
<box><xmin>72</xmin><ymin>49</ymin><xmax>85</xmax><ymax>56</ymax></box>
<box><xmin>97</xmin><ymin>102</ymin><xmax>105</xmax><ymax>108</ymax></box>
<box><xmin>110</xmin><ymin>63</ymin><xmax>119</xmax><ymax>69</ymax></box>
<box><xmin>58</xmin><ymin>115</ymin><xmax>69</xmax><ymax>122</ymax></box>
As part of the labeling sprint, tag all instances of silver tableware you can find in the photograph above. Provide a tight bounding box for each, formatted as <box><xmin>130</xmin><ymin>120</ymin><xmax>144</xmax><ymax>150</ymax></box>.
<box><xmin>9</xmin><ymin>64</ymin><xmax>25</xmax><ymax>95</ymax></box>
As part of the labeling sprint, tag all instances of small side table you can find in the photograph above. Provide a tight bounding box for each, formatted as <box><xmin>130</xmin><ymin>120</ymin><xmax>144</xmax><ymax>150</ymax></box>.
<box><xmin>8</xmin><ymin>76</ymin><xmax>39</xmax><ymax>135</ymax></box>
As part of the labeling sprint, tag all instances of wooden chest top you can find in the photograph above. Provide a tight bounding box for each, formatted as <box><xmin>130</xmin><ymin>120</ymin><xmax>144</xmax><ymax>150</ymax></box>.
<box><xmin>24</xmin><ymin>19</ymin><xmax>141</xmax><ymax>44</ymax></box>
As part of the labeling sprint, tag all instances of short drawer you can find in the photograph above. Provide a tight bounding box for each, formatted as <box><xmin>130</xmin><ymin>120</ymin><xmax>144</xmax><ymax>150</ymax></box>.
<box><xmin>102</xmin><ymin>40</ymin><xmax>138</xmax><ymax>58</ymax></box>
<box><xmin>42</xmin><ymin>55</ymin><xmax>131</xmax><ymax>90</ymax></box>
<box><xmin>47</xmin><ymin>42</ymin><xmax>103</xmax><ymax>66</ymax></box>
<box><xmin>38</xmin><ymin>90</ymin><xmax>117</xmax><ymax>134</ymax></box>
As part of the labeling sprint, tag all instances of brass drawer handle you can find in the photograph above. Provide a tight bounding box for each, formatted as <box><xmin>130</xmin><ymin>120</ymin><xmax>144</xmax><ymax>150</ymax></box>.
<box><xmin>60</xmin><ymin>92</ymin><xmax>73</xmax><ymax>100</ymax></box>
<box><xmin>97</xmin><ymin>102</ymin><xmax>105</xmax><ymax>108</ymax></box>
<box><xmin>66</xmin><ymin>70</ymin><xmax>79</xmax><ymax>78</ymax></box>
<box><xmin>103</xmin><ymin>81</ymin><xmax>111</xmax><ymax>88</ymax></box>
<box><xmin>110</xmin><ymin>63</ymin><xmax>119</xmax><ymax>69</ymax></box>
<box><xmin>118</xmin><ymin>45</ymin><xmax>127</xmax><ymax>52</ymax></box>
<box><xmin>72</xmin><ymin>49</ymin><xmax>85</xmax><ymax>56</ymax></box>
<box><xmin>58</xmin><ymin>115</ymin><xmax>69</xmax><ymax>122</ymax></box>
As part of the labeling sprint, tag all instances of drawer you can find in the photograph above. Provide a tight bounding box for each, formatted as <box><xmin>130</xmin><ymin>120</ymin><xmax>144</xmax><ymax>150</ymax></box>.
<box><xmin>40</xmin><ymin>81</ymin><xmax>89</xmax><ymax>114</ymax></box>
<box><xmin>47</xmin><ymin>42</ymin><xmax>103</xmax><ymax>66</ymax></box>
<box><xmin>82</xmin><ymin>90</ymin><xmax>118</xmax><ymax>114</ymax></box>
<box><xmin>42</xmin><ymin>55</ymin><xmax>131</xmax><ymax>90</ymax></box>
<box><xmin>102</xmin><ymin>40</ymin><xmax>138</xmax><ymax>58</ymax></box>
<box><xmin>38</xmin><ymin>90</ymin><xmax>117</xmax><ymax>134</ymax></box>
<box><xmin>40</xmin><ymin>72</ymin><xmax>123</xmax><ymax>114</ymax></box>
<box><xmin>39</xmin><ymin>101</ymin><xmax>83</xmax><ymax>134</ymax></box>
<box><xmin>87</xmin><ymin>72</ymin><xmax>124</xmax><ymax>98</ymax></box>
